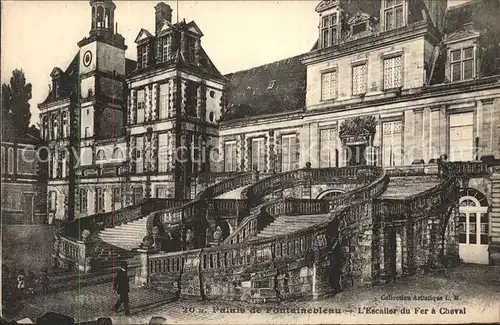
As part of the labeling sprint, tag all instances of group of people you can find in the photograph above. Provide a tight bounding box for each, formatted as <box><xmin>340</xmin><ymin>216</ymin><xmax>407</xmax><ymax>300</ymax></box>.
<box><xmin>2</xmin><ymin>266</ymin><xmax>50</xmax><ymax>312</ymax></box>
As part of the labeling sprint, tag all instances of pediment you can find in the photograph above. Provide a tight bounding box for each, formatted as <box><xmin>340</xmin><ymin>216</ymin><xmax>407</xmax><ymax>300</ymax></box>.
<box><xmin>134</xmin><ymin>28</ymin><xmax>153</xmax><ymax>43</ymax></box>
<box><xmin>443</xmin><ymin>28</ymin><xmax>480</xmax><ymax>44</ymax></box>
<box><xmin>315</xmin><ymin>0</ymin><xmax>340</xmax><ymax>13</ymax></box>
<box><xmin>50</xmin><ymin>67</ymin><xmax>63</xmax><ymax>79</ymax></box>
<box><xmin>157</xmin><ymin>20</ymin><xmax>173</xmax><ymax>35</ymax></box>
<box><xmin>186</xmin><ymin>21</ymin><xmax>204</xmax><ymax>37</ymax></box>
<box><xmin>347</xmin><ymin>12</ymin><xmax>372</xmax><ymax>25</ymax></box>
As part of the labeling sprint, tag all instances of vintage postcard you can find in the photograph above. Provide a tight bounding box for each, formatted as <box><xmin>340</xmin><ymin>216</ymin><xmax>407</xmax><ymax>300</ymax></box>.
<box><xmin>1</xmin><ymin>0</ymin><xmax>500</xmax><ymax>324</ymax></box>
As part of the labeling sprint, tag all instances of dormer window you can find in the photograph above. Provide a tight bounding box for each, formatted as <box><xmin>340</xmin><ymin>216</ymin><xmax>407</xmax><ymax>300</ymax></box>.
<box><xmin>52</xmin><ymin>80</ymin><xmax>60</xmax><ymax>100</ymax></box>
<box><xmin>383</xmin><ymin>0</ymin><xmax>405</xmax><ymax>31</ymax></box>
<box><xmin>450</xmin><ymin>47</ymin><xmax>475</xmax><ymax>82</ymax></box>
<box><xmin>187</xmin><ymin>37</ymin><xmax>196</xmax><ymax>63</ymax></box>
<box><xmin>137</xmin><ymin>43</ymin><xmax>150</xmax><ymax>69</ymax></box>
<box><xmin>321</xmin><ymin>13</ymin><xmax>338</xmax><ymax>49</ymax></box>
<box><xmin>162</xmin><ymin>35</ymin><xmax>171</xmax><ymax>62</ymax></box>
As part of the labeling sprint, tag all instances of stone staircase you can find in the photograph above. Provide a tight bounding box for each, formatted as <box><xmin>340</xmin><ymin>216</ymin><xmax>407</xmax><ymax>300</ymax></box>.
<box><xmin>255</xmin><ymin>214</ymin><xmax>330</xmax><ymax>239</ymax></box>
<box><xmin>46</xmin><ymin>241</ymin><xmax>140</xmax><ymax>293</ymax></box>
<box><xmin>97</xmin><ymin>217</ymin><xmax>148</xmax><ymax>251</ymax></box>
<box><xmin>380</xmin><ymin>175</ymin><xmax>442</xmax><ymax>199</ymax></box>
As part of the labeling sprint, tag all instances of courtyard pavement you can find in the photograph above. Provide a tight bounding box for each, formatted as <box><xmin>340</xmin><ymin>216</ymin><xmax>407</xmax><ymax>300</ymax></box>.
<box><xmin>6</xmin><ymin>264</ymin><xmax>500</xmax><ymax>324</ymax></box>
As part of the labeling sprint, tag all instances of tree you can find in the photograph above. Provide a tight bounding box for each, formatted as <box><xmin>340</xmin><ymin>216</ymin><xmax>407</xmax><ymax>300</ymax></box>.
<box><xmin>2</xmin><ymin>69</ymin><xmax>32</xmax><ymax>137</ymax></box>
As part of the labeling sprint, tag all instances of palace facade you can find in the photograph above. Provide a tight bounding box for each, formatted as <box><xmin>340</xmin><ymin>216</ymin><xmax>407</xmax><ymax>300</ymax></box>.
<box><xmin>37</xmin><ymin>0</ymin><xmax>500</xmax><ymax>264</ymax></box>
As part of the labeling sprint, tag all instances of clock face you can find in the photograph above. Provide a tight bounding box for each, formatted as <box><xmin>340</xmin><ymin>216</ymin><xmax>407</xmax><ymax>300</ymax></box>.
<box><xmin>83</xmin><ymin>50</ymin><xmax>93</xmax><ymax>67</ymax></box>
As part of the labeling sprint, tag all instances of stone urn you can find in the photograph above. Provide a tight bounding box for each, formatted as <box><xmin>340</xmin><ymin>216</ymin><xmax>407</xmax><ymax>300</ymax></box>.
<box><xmin>81</xmin><ymin>229</ymin><xmax>91</xmax><ymax>242</ymax></box>
<box><xmin>141</xmin><ymin>235</ymin><xmax>154</xmax><ymax>249</ymax></box>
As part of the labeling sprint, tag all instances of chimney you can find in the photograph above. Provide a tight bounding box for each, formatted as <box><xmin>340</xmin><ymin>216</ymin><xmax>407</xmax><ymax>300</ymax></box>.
<box><xmin>155</xmin><ymin>2</ymin><xmax>173</xmax><ymax>35</ymax></box>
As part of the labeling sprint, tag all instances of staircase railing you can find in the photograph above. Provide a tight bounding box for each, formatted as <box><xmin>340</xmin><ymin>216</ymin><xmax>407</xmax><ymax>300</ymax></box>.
<box><xmin>225</xmin><ymin>166</ymin><xmax>388</xmax><ymax>245</ymax></box>
<box><xmin>64</xmin><ymin>198</ymin><xmax>187</xmax><ymax>240</ymax></box>
<box><xmin>146</xmin><ymin>172</ymin><xmax>253</xmax><ymax>235</ymax></box>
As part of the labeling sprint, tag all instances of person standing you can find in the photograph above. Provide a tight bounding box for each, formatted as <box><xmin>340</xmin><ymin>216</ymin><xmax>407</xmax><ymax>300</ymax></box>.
<box><xmin>112</xmin><ymin>261</ymin><xmax>130</xmax><ymax>316</ymax></box>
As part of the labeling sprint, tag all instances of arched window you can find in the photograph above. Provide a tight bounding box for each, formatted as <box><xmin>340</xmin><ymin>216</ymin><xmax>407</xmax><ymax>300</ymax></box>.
<box><xmin>52</xmin><ymin>114</ymin><xmax>58</xmax><ymax>140</ymax></box>
<box><xmin>62</xmin><ymin>112</ymin><xmax>68</xmax><ymax>138</ymax></box>
<box><xmin>96</xmin><ymin>149</ymin><xmax>106</xmax><ymax>162</ymax></box>
<box><xmin>112</xmin><ymin>147</ymin><xmax>124</xmax><ymax>160</ymax></box>
<box><xmin>458</xmin><ymin>188</ymin><xmax>489</xmax><ymax>264</ymax></box>
<box><xmin>42</xmin><ymin>116</ymin><xmax>49</xmax><ymax>140</ymax></box>
<box><xmin>96</xmin><ymin>6</ymin><xmax>104</xmax><ymax>28</ymax></box>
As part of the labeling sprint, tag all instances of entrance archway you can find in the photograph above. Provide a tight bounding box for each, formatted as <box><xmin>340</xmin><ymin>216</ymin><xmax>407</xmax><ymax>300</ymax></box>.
<box><xmin>458</xmin><ymin>188</ymin><xmax>489</xmax><ymax>264</ymax></box>
<box><xmin>316</xmin><ymin>190</ymin><xmax>346</xmax><ymax>200</ymax></box>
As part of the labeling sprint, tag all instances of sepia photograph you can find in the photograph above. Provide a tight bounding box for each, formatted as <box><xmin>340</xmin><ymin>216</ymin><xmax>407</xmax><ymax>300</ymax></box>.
<box><xmin>1</xmin><ymin>0</ymin><xmax>500</xmax><ymax>324</ymax></box>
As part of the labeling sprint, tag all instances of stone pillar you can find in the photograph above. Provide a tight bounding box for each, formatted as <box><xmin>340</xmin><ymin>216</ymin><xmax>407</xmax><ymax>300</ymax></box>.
<box><xmin>136</xmin><ymin>246</ymin><xmax>160</xmax><ymax>287</ymax></box>
<box><xmin>359</xmin><ymin>229</ymin><xmax>373</xmax><ymax>285</ymax></box>
<box><xmin>422</xmin><ymin>108</ymin><xmax>430</xmax><ymax>164</ymax></box>
<box><xmin>300</xmin><ymin>124</ymin><xmax>311</xmax><ymax>168</ymax></box>
<box><xmin>430</xmin><ymin>106</ymin><xmax>441</xmax><ymax>162</ymax></box>
<box><xmin>239</xmin><ymin>134</ymin><xmax>246</xmax><ymax>172</ymax></box>
<box><xmin>480</xmin><ymin>98</ymin><xmax>495</xmax><ymax>157</ymax></box>
<box><xmin>426</xmin><ymin>217</ymin><xmax>445</xmax><ymax>273</ymax></box>
<box><xmin>440</xmin><ymin>105</ymin><xmax>447</xmax><ymax>157</ymax></box>
<box><xmin>401</xmin><ymin>225</ymin><xmax>409</xmax><ymax>276</ymax></box>
<box><xmin>406</xmin><ymin>223</ymin><xmax>416</xmax><ymax>275</ymax></box>
<box><xmin>77</xmin><ymin>239</ymin><xmax>94</xmax><ymax>273</ymax></box>
<box><xmin>444</xmin><ymin>205</ymin><xmax>460</xmax><ymax>265</ymax></box>
<box><xmin>412</xmin><ymin>108</ymin><xmax>424</xmax><ymax>164</ymax></box>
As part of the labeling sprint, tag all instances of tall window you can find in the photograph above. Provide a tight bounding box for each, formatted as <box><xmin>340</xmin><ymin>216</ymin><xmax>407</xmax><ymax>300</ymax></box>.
<box><xmin>43</xmin><ymin>117</ymin><xmax>49</xmax><ymax>140</ymax></box>
<box><xmin>141</xmin><ymin>44</ymin><xmax>149</xmax><ymax>68</ymax></box>
<box><xmin>136</xmin><ymin>136</ymin><xmax>144</xmax><ymax>173</ymax></box>
<box><xmin>384</xmin><ymin>0</ymin><xmax>404</xmax><ymax>31</ymax></box>
<box><xmin>321</xmin><ymin>70</ymin><xmax>337</xmax><ymax>101</ymax></box>
<box><xmin>112</xmin><ymin>188</ymin><xmax>121</xmax><ymax>206</ymax></box>
<box><xmin>162</xmin><ymin>36</ymin><xmax>171</xmax><ymax>62</ymax></box>
<box><xmin>158</xmin><ymin>133</ymin><xmax>169</xmax><ymax>173</ymax></box>
<box><xmin>450</xmin><ymin>47</ymin><xmax>474</xmax><ymax>82</ymax></box>
<box><xmin>187</xmin><ymin>37</ymin><xmax>196</xmax><ymax>63</ymax></box>
<box><xmin>80</xmin><ymin>189</ymin><xmax>88</xmax><ymax>213</ymax></box>
<box><xmin>320</xmin><ymin>128</ymin><xmax>338</xmax><ymax>168</ymax></box>
<box><xmin>224</xmin><ymin>141</ymin><xmax>238</xmax><ymax>172</ymax></box>
<box><xmin>321</xmin><ymin>13</ymin><xmax>338</xmax><ymax>48</ymax></box>
<box><xmin>281</xmin><ymin>134</ymin><xmax>299</xmax><ymax>172</ymax></box>
<box><xmin>352</xmin><ymin>64</ymin><xmax>367</xmax><ymax>96</ymax></box>
<box><xmin>136</xmin><ymin>89</ymin><xmax>145</xmax><ymax>123</ymax></box>
<box><xmin>133</xmin><ymin>187</ymin><xmax>143</xmax><ymax>204</ymax></box>
<box><xmin>251</xmin><ymin>138</ymin><xmax>266</xmax><ymax>172</ymax></box>
<box><xmin>383</xmin><ymin>56</ymin><xmax>402</xmax><ymax>89</ymax></box>
<box><xmin>449</xmin><ymin>112</ymin><xmax>473</xmax><ymax>162</ymax></box>
<box><xmin>52</xmin><ymin>114</ymin><xmax>58</xmax><ymax>140</ymax></box>
<box><xmin>159</xmin><ymin>83</ymin><xmax>169</xmax><ymax>119</ymax></box>
<box><xmin>96</xmin><ymin>188</ymin><xmax>105</xmax><ymax>213</ymax></box>
<box><xmin>382</xmin><ymin>121</ymin><xmax>403</xmax><ymax>167</ymax></box>
<box><xmin>62</xmin><ymin>112</ymin><xmax>68</xmax><ymax>138</ymax></box>
<box><xmin>185</xmin><ymin>82</ymin><xmax>198</xmax><ymax>117</ymax></box>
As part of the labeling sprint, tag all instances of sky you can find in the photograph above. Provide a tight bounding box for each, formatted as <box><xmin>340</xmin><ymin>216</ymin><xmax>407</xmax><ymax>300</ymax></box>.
<box><xmin>1</xmin><ymin>0</ymin><xmax>470</xmax><ymax>127</ymax></box>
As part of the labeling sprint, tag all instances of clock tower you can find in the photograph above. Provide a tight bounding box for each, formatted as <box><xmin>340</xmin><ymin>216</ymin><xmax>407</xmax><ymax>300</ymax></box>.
<box><xmin>77</xmin><ymin>0</ymin><xmax>127</xmax><ymax>140</ymax></box>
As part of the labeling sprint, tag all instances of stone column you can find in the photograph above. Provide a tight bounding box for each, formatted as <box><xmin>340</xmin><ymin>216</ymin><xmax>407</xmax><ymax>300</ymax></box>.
<box><xmin>300</xmin><ymin>124</ymin><xmax>311</xmax><ymax>168</ymax></box>
<box><xmin>412</xmin><ymin>108</ymin><xmax>424</xmax><ymax>164</ymax></box>
<box><xmin>136</xmin><ymin>246</ymin><xmax>160</xmax><ymax>287</ymax></box>
<box><xmin>440</xmin><ymin>105</ymin><xmax>447</xmax><ymax>158</ymax></box>
<box><xmin>152</xmin><ymin>84</ymin><xmax>158</xmax><ymax>121</ymax></box>
<box><xmin>239</xmin><ymin>134</ymin><xmax>246</xmax><ymax>171</ymax></box>
<box><xmin>359</xmin><ymin>229</ymin><xmax>373</xmax><ymax>285</ymax></box>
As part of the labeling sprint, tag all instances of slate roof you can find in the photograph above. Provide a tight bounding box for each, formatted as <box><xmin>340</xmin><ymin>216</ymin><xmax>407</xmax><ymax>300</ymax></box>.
<box><xmin>39</xmin><ymin>53</ymin><xmax>79</xmax><ymax>106</ymax></box>
<box><xmin>443</xmin><ymin>0</ymin><xmax>500</xmax><ymax>34</ymax></box>
<box><xmin>39</xmin><ymin>54</ymin><xmax>137</xmax><ymax>107</ymax></box>
<box><xmin>222</xmin><ymin>54</ymin><xmax>307</xmax><ymax>121</ymax></box>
